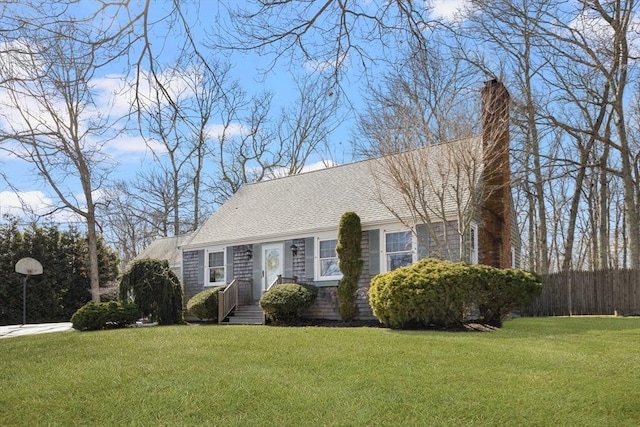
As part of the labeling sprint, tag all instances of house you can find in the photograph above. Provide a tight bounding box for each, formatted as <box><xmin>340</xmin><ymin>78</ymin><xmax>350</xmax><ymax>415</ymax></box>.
<box><xmin>180</xmin><ymin>80</ymin><xmax>519</xmax><ymax>321</ymax></box>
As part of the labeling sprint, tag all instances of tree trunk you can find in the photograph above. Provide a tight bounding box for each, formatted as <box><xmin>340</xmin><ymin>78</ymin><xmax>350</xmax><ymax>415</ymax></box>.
<box><xmin>87</xmin><ymin>215</ymin><xmax>101</xmax><ymax>302</ymax></box>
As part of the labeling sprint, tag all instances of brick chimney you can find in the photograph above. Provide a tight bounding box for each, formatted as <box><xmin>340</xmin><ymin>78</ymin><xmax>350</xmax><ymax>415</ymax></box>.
<box><xmin>479</xmin><ymin>79</ymin><xmax>512</xmax><ymax>269</ymax></box>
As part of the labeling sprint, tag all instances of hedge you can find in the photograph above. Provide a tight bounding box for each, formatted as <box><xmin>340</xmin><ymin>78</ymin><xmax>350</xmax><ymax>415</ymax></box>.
<box><xmin>369</xmin><ymin>258</ymin><xmax>542</xmax><ymax>328</ymax></box>
<box><xmin>71</xmin><ymin>301</ymin><xmax>140</xmax><ymax>331</ymax></box>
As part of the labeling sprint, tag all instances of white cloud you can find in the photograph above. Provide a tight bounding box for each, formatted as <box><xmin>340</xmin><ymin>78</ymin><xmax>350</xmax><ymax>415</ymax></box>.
<box><xmin>0</xmin><ymin>190</ymin><xmax>89</xmax><ymax>224</ymax></box>
<box><xmin>568</xmin><ymin>7</ymin><xmax>640</xmax><ymax>58</ymax></box>
<box><xmin>0</xmin><ymin>190</ymin><xmax>51</xmax><ymax>216</ymax></box>
<box><xmin>267</xmin><ymin>159</ymin><xmax>338</xmax><ymax>179</ymax></box>
<box><xmin>104</xmin><ymin>135</ymin><xmax>167</xmax><ymax>159</ymax></box>
<box><xmin>304</xmin><ymin>53</ymin><xmax>349</xmax><ymax>73</ymax></box>
<box><xmin>91</xmin><ymin>74</ymin><xmax>133</xmax><ymax>117</ymax></box>
<box><xmin>0</xmin><ymin>190</ymin><xmax>78</xmax><ymax>223</ymax></box>
<box><xmin>430</xmin><ymin>0</ymin><xmax>468</xmax><ymax>21</ymax></box>
<box><xmin>302</xmin><ymin>159</ymin><xmax>338</xmax><ymax>172</ymax></box>
<box><xmin>207</xmin><ymin>123</ymin><xmax>244</xmax><ymax>140</ymax></box>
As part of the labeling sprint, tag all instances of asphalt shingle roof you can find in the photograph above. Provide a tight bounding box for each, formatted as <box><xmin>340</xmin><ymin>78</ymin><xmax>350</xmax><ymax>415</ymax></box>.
<box><xmin>184</xmin><ymin>137</ymin><xmax>481</xmax><ymax>249</ymax></box>
<box><xmin>134</xmin><ymin>233</ymin><xmax>192</xmax><ymax>266</ymax></box>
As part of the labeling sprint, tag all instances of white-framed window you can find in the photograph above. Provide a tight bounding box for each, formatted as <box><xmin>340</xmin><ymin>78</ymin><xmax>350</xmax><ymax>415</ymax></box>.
<box><xmin>316</xmin><ymin>237</ymin><xmax>342</xmax><ymax>280</ymax></box>
<box><xmin>384</xmin><ymin>230</ymin><xmax>414</xmax><ymax>271</ymax></box>
<box><xmin>470</xmin><ymin>224</ymin><xmax>478</xmax><ymax>264</ymax></box>
<box><xmin>206</xmin><ymin>248</ymin><xmax>226</xmax><ymax>286</ymax></box>
<box><xmin>511</xmin><ymin>247</ymin><xmax>516</xmax><ymax>268</ymax></box>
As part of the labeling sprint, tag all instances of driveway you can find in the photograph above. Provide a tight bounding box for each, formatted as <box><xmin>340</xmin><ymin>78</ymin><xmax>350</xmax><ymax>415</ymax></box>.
<box><xmin>0</xmin><ymin>322</ymin><xmax>74</xmax><ymax>339</ymax></box>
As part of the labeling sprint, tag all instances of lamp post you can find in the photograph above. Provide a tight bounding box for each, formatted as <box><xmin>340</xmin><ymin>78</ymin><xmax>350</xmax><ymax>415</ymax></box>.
<box><xmin>15</xmin><ymin>257</ymin><xmax>43</xmax><ymax>325</ymax></box>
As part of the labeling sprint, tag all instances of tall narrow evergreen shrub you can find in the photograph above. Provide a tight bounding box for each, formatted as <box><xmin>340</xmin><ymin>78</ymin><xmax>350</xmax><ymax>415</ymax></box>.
<box><xmin>336</xmin><ymin>211</ymin><xmax>363</xmax><ymax>321</ymax></box>
<box><xmin>119</xmin><ymin>259</ymin><xmax>183</xmax><ymax>325</ymax></box>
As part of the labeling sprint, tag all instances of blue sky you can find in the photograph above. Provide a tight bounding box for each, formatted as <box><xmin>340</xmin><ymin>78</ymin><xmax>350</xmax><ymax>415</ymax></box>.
<box><xmin>0</xmin><ymin>0</ymin><xmax>467</xmax><ymax>224</ymax></box>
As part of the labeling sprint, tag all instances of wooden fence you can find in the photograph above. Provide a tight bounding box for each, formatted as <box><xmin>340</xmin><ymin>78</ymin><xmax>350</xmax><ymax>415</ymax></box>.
<box><xmin>522</xmin><ymin>269</ymin><xmax>640</xmax><ymax>317</ymax></box>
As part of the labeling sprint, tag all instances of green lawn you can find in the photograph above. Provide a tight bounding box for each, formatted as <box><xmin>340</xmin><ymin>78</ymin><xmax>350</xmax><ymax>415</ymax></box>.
<box><xmin>1</xmin><ymin>317</ymin><xmax>639</xmax><ymax>426</ymax></box>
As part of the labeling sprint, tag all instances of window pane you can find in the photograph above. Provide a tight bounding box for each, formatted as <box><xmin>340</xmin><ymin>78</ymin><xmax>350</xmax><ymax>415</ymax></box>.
<box><xmin>321</xmin><ymin>259</ymin><xmax>340</xmax><ymax>277</ymax></box>
<box><xmin>319</xmin><ymin>239</ymin><xmax>337</xmax><ymax>258</ymax></box>
<box><xmin>386</xmin><ymin>231</ymin><xmax>412</xmax><ymax>253</ymax></box>
<box><xmin>209</xmin><ymin>267</ymin><xmax>224</xmax><ymax>283</ymax></box>
<box><xmin>209</xmin><ymin>251</ymin><xmax>224</xmax><ymax>267</ymax></box>
<box><xmin>387</xmin><ymin>253</ymin><xmax>413</xmax><ymax>270</ymax></box>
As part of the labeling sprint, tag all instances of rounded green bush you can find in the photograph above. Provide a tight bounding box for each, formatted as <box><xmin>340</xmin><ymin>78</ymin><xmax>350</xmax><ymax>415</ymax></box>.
<box><xmin>71</xmin><ymin>301</ymin><xmax>140</xmax><ymax>331</ymax></box>
<box><xmin>259</xmin><ymin>283</ymin><xmax>318</xmax><ymax>322</ymax></box>
<box><xmin>187</xmin><ymin>286</ymin><xmax>225</xmax><ymax>320</ymax></box>
<box><xmin>368</xmin><ymin>258</ymin><xmax>543</xmax><ymax>329</ymax></box>
<box><xmin>369</xmin><ymin>258</ymin><xmax>474</xmax><ymax>328</ymax></box>
<box><xmin>471</xmin><ymin>266</ymin><xmax>543</xmax><ymax>326</ymax></box>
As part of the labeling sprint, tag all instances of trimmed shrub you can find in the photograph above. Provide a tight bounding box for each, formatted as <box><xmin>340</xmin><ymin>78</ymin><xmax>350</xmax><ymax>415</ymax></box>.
<box><xmin>71</xmin><ymin>301</ymin><xmax>140</xmax><ymax>331</ymax></box>
<box><xmin>336</xmin><ymin>211</ymin><xmax>363</xmax><ymax>321</ymax></box>
<box><xmin>260</xmin><ymin>283</ymin><xmax>318</xmax><ymax>322</ymax></box>
<box><xmin>187</xmin><ymin>286</ymin><xmax>226</xmax><ymax>321</ymax></box>
<box><xmin>368</xmin><ymin>258</ymin><xmax>543</xmax><ymax>329</ymax></box>
<box><xmin>472</xmin><ymin>266</ymin><xmax>543</xmax><ymax>327</ymax></box>
<box><xmin>369</xmin><ymin>258</ymin><xmax>475</xmax><ymax>328</ymax></box>
<box><xmin>119</xmin><ymin>259</ymin><xmax>183</xmax><ymax>325</ymax></box>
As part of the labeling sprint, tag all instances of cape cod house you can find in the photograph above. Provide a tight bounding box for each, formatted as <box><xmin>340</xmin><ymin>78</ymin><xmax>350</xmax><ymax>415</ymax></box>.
<box><xmin>179</xmin><ymin>80</ymin><xmax>519</xmax><ymax>323</ymax></box>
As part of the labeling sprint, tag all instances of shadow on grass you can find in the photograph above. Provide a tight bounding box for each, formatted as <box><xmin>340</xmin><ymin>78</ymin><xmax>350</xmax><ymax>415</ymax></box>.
<box><xmin>499</xmin><ymin>315</ymin><xmax>640</xmax><ymax>336</ymax></box>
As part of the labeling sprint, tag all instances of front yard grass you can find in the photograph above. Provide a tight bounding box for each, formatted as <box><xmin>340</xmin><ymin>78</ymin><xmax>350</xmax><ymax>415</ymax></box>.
<box><xmin>1</xmin><ymin>317</ymin><xmax>639</xmax><ymax>426</ymax></box>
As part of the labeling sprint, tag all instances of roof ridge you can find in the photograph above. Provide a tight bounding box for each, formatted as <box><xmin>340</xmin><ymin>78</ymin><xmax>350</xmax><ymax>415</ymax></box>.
<box><xmin>243</xmin><ymin>135</ymin><xmax>480</xmax><ymax>187</ymax></box>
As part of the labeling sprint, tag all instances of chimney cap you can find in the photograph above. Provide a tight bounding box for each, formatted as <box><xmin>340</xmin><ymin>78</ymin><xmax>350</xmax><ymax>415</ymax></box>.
<box><xmin>485</xmin><ymin>78</ymin><xmax>499</xmax><ymax>86</ymax></box>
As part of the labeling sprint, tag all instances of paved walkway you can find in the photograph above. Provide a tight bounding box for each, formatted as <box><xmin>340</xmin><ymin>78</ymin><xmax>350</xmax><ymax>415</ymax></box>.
<box><xmin>0</xmin><ymin>322</ymin><xmax>74</xmax><ymax>339</ymax></box>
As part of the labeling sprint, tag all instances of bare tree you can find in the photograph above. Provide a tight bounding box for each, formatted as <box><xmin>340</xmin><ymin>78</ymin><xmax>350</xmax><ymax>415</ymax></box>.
<box><xmin>464</xmin><ymin>0</ymin><xmax>554</xmax><ymax>273</ymax></box>
<box><xmin>353</xmin><ymin>42</ymin><xmax>515</xmax><ymax>264</ymax></box>
<box><xmin>0</xmin><ymin>21</ymin><xmax>122</xmax><ymax>301</ymax></box>
<box><xmin>208</xmin><ymin>90</ymin><xmax>280</xmax><ymax>204</ymax></box>
<box><xmin>534</xmin><ymin>0</ymin><xmax>639</xmax><ymax>269</ymax></box>
<box><xmin>219</xmin><ymin>0</ymin><xmax>439</xmax><ymax>88</ymax></box>
<box><xmin>98</xmin><ymin>182</ymin><xmax>154</xmax><ymax>267</ymax></box>
<box><xmin>463</xmin><ymin>0</ymin><xmax>640</xmax><ymax>271</ymax></box>
<box><xmin>277</xmin><ymin>77</ymin><xmax>341</xmax><ymax>176</ymax></box>
<box><xmin>181</xmin><ymin>59</ymin><xmax>231</xmax><ymax>229</ymax></box>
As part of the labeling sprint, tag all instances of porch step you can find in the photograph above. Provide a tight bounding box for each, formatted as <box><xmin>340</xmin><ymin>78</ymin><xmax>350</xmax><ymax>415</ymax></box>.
<box><xmin>224</xmin><ymin>304</ymin><xmax>264</xmax><ymax>325</ymax></box>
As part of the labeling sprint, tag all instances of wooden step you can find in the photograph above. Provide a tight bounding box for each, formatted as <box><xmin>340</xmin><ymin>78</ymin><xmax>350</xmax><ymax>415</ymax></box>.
<box><xmin>224</xmin><ymin>304</ymin><xmax>264</xmax><ymax>325</ymax></box>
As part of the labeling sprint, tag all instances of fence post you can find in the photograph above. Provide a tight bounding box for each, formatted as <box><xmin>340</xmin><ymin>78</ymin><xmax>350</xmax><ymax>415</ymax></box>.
<box><xmin>567</xmin><ymin>273</ymin><xmax>572</xmax><ymax>317</ymax></box>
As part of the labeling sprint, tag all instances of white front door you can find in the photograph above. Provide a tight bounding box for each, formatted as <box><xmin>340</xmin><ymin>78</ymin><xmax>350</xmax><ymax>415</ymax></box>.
<box><xmin>263</xmin><ymin>243</ymin><xmax>283</xmax><ymax>291</ymax></box>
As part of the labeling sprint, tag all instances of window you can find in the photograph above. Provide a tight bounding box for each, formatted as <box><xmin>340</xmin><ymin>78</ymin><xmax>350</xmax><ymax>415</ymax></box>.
<box><xmin>385</xmin><ymin>230</ymin><xmax>413</xmax><ymax>271</ymax></box>
<box><xmin>470</xmin><ymin>224</ymin><xmax>478</xmax><ymax>264</ymax></box>
<box><xmin>318</xmin><ymin>238</ymin><xmax>342</xmax><ymax>280</ymax></box>
<box><xmin>207</xmin><ymin>249</ymin><xmax>225</xmax><ymax>286</ymax></box>
<box><xmin>511</xmin><ymin>247</ymin><xmax>516</xmax><ymax>268</ymax></box>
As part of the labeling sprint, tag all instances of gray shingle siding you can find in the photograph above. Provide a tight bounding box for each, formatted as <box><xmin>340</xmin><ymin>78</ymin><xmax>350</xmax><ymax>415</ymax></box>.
<box><xmin>427</xmin><ymin>220</ymin><xmax>461</xmax><ymax>261</ymax></box>
<box><xmin>368</xmin><ymin>229</ymin><xmax>380</xmax><ymax>276</ymax></box>
<box><xmin>232</xmin><ymin>245</ymin><xmax>253</xmax><ymax>303</ymax></box>
<box><xmin>182</xmin><ymin>250</ymin><xmax>204</xmax><ymax>302</ymax></box>
<box><xmin>292</xmin><ymin>238</ymin><xmax>307</xmax><ymax>279</ymax></box>
<box><xmin>232</xmin><ymin>245</ymin><xmax>253</xmax><ymax>281</ymax></box>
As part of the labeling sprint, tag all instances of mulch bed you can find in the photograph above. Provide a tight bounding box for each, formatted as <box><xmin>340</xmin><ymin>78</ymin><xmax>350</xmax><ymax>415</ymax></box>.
<box><xmin>268</xmin><ymin>318</ymin><xmax>500</xmax><ymax>331</ymax></box>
